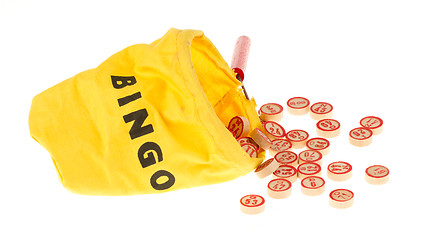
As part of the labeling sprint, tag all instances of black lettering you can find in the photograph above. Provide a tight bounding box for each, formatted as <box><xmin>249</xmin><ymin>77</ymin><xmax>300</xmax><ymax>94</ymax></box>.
<box><xmin>138</xmin><ymin>142</ymin><xmax>163</xmax><ymax>168</ymax></box>
<box><xmin>117</xmin><ymin>92</ymin><xmax>141</xmax><ymax>107</ymax></box>
<box><xmin>150</xmin><ymin>170</ymin><xmax>175</xmax><ymax>190</ymax></box>
<box><xmin>111</xmin><ymin>75</ymin><xmax>136</xmax><ymax>89</ymax></box>
<box><xmin>123</xmin><ymin>109</ymin><xmax>153</xmax><ymax>139</ymax></box>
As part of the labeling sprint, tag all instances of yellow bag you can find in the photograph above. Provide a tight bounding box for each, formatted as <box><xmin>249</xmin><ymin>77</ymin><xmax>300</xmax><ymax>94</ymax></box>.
<box><xmin>29</xmin><ymin>28</ymin><xmax>264</xmax><ymax>195</ymax></box>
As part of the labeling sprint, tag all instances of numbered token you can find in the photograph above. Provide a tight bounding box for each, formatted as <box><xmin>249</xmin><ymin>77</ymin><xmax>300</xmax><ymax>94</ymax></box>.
<box><xmin>237</xmin><ymin>137</ymin><xmax>259</xmax><ymax>150</ymax></box>
<box><xmin>273</xmin><ymin>165</ymin><xmax>297</xmax><ymax>183</ymax></box>
<box><xmin>259</xmin><ymin>103</ymin><xmax>284</xmax><ymax>122</ymax></box>
<box><xmin>287</xmin><ymin>97</ymin><xmax>310</xmax><ymax>115</ymax></box>
<box><xmin>316</xmin><ymin>119</ymin><xmax>341</xmax><ymax>138</ymax></box>
<box><xmin>329</xmin><ymin>189</ymin><xmax>354</xmax><ymax>209</ymax></box>
<box><xmin>240</xmin><ymin>194</ymin><xmax>266</xmax><ymax>214</ymax></box>
<box><xmin>301</xmin><ymin>176</ymin><xmax>325</xmax><ymax>196</ymax></box>
<box><xmin>267</xmin><ymin>179</ymin><xmax>292</xmax><ymax>199</ymax></box>
<box><xmin>327</xmin><ymin>161</ymin><xmax>352</xmax><ymax>181</ymax></box>
<box><xmin>263</xmin><ymin>121</ymin><xmax>286</xmax><ymax>140</ymax></box>
<box><xmin>227</xmin><ymin>116</ymin><xmax>250</xmax><ymax>139</ymax></box>
<box><xmin>349</xmin><ymin>127</ymin><xmax>373</xmax><ymax>147</ymax></box>
<box><xmin>310</xmin><ymin>102</ymin><xmax>333</xmax><ymax>120</ymax></box>
<box><xmin>274</xmin><ymin>151</ymin><xmax>298</xmax><ymax>167</ymax></box>
<box><xmin>241</xmin><ymin>143</ymin><xmax>258</xmax><ymax>158</ymax></box>
<box><xmin>298</xmin><ymin>150</ymin><xmax>323</xmax><ymax>165</ymax></box>
<box><xmin>297</xmin><ymin>162</ymin><xmax>321</xmax><ymax>179</ymax></box>
<box><xmin>250</xmin><ymin>128</ymin><xmax>272</xmax><ymax>150</ymax></box>
<box><xmin>360</xmin><ymin>116</ymin><xmax>383</xmax><ymax>135</ymax></box>
<box><xmin>365</xmin><ymin>165</ymin><xmax>389</xmax><ymax>185</ymax></box>
<box><xmin>255</xmin><ymin>158</ymin><xmax>280</xmax><ymax>179</ymax></box>
<box><xmin>306</xmin><ymin>137</ymin><xmax>330</xmax><ymax>156</ymax></box>
<box><xmin>269</xmin><ymin>139</ymin><xmax>292</xmax><ymax>156</ymax></box>
<box><xmin>286</xmin><ymin>129</ymin><xmax>309</xmax><ymax>149</ymax></box>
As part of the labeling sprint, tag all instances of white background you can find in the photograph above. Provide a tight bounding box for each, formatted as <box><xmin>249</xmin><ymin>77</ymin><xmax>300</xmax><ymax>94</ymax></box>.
<box><xmin>1</xmin><ymin>0</ymin><xmax>426</xmax><ymax>239</ymax></box>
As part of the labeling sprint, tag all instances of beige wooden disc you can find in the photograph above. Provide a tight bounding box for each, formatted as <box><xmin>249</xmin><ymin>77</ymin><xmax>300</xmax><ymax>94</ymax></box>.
<box><xmin>365</xmin><ymin>165</ymin><xmax>389</xmax><ymax>185</ymax></box>
<box><xmin>327</xmin><ymin>161</ymin><xmax>352</xmax><ymax>181</ymax></box>
<box><xmin>329</xmin><ymin>189</ymin><xmax>354</xmax><ymax>209</ymax></box>
<box><xmin>301</xmin><ymin>176</ymin><xmax>325</xmax><ymax>196</ymax></box>
<box><xmin>310</xmin><ymin>102</ymin><xmax>333</xmax><ymax>120</ymax></box>
<box><xmin>267</xmin><ymin>178</ymin><xmax>292</xmax><ymax>199</ymax></box>
<box><xmin>286</xmin><ymin>129</ymin><xmax>309</xmax><ymax>149</ymax></box>
<box><xmin>274</xmin><ymin>151</ymin><xmax>298</xmax><ymax>167</ymax></box>
<box><xmin>349</xmin><ymin>127</ymin><xmax>373</xmax><ymax>147</ymax></box>
<box><xmin>227</xmin><ymin>116</ymin><xmax>250</xmax><ymax>139</ymax></box>
<box><xmin>316</xmin><ymin>119</ymin><xmax>341</xmax><ymax>138</ymax></box>
<box><xmin>240</xmin><ymin>194</ymin><xmax>265</xmax><ymax>214</ymax></box>
<box><xmin>297</xmin><ymin>162</ymin><xmax>321</xmax><ymax>179</ymax></box>
<box><xmin>287</xmin><ymin>97</ymin><xmax>310</xmax><ymax>115</ymax></box>
<box><xmin>273</xmin><ymin>165</ymin><xmax>298</xmax><ymax>183</ymax></box>
<box><xmin>255</xmin><ymin>158</ymin><xmax>280</xmax><ymax>179</ymax></box>
<box><xmin>263</xmin><ymin>121</ymin><xmax>286</xmax><ymax>140</ymax></box>
<box><xmin>360</xmin><ymin>116</ymin><xmax>383</xmax><ymax>135</ymax></box>
<box><xmin>269</xmin><ymin>139</ymin><xmax>292</xmax><ymax>156</ymax></box>
<box><xmin>250</xmin><ymin>128</ymin><xmax>272</xmax><ymax>150</ymax></box>
<box><xmin>306</xmin><ymin>137</ymin><xmax>330</xmax><ymax>156</ymax></box>
<box><xmin>259</xmin><ymin>103</ymin><xmax>284</xmax><ymax>122</ymax></box>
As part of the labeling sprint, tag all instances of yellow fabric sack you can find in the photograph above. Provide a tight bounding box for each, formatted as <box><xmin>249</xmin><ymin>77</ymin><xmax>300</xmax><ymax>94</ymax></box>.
<box><xmin>29</xmin><ymin>28</ymin><xmax>264</xmax><ymax>195</ymax></box>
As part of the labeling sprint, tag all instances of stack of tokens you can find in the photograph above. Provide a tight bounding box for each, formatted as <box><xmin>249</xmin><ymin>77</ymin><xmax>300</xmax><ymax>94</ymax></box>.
<box><xmin>238</xmin><ymin>99</ymin><xmax>389</xmax><ymax>214</ymax></box>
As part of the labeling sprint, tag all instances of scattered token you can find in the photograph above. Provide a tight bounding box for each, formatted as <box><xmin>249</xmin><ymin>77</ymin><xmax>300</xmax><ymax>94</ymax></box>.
<box><xmin>360</xmin><ymin>116</ymin><xmax>383</xmax><ymax>135</ymax></box>
<box><xmin>255</xmin><ymin>158</ymin><xmax>280</xmax><ymax>179</ymax></box>
<box><xmin>298</xmin><ymin>150</ymin><xmax>323</xmax><ymax>165</ymax></box>
<box><xmin>259</xmin><ymin>103</ymin><xmax>284</xmax><ymax>122</ymax></box>
<box><xmin>286</xmin><ymin>129</ymin><xmax>309</xmax><ymax>149</ymax></box>
<box><xmin>301</xmin><ymin>176</ymin><xmax>325</xmax><ymax>196</ymax></box>
<box><xmin>327</xmin><ymin>161</ymin><xmax>352</xmax><ymax>181</ymax></box>
<box><xmin>349</xmin><ymin>127</ymin><xmax>373</xmax><ymax>147</ymax></box>
<box><xmin>306</xmin><ymin>137</ymin><xmax>330</xmax><ymax>156</ymax></box>
<box><xmin>267</xmin><ymin>178</ymin><xmax>292</xmax><ymax>199</ymax></box>
<box><xmin>250</xmin><ymin>128</ymin><xmax>272</xmax><ymax>150</ymax></box>
<box><xmin>329</xmin><ymin>189</ymin><xmax>354</xmax><ymax>209</ymax></box>
<box><xmin>297</xmin><ymin>162</ymin><xmax>321</xmax><ymax>179</ymax></box>
<box><xmin>241</xmin><ymin>143</ymin><xmax>258</xmax><ymax>158</ymax></box>
<box><xmin>274</xmin><ymin>151</ymin><xmax>298</xmax><ymax>167</ymax></box>
<box><xmin>263</xmin><ymin>121</ymin><xmax>286</xmax><ymax>140</ymax></box>
<box><xmin>310</xmin><ymin>102</ymin><xmax>333</xmax><ymax>120</ymax></box>
<box><xmin>365</xmin><ymin>165</ymin><xmax>389</xmax><ymax>185</ymax></box>
<box><xmin>269</xmin><ymin>139</ymin><xmax>292</xmax><ymax>156</ymax></box>
<box><xmin>316</xmin><ymin>119</ymin><xmax>341</xmax><ymax>138</ymax></box>
<box><xmin>240</xmin><ymin>194</ymin><xmax>265</xmax><ymax>214</ymax></box>
<box><xmin>273</xmin><ymin>165</ymin><xmax>298</xmax><ymax>183</ymax></box>
<box><xmin>237</xmin><ymin>137</ymin><xmax>259</xmax><ymax>150</ymax></box>
<box><xmin>227</xmin><ymin>116</ymin><xmax>250</xmax><ymax>139</ymax></box>
<box><xmin>287</xmin><ymin>97</ymin><xmax>310</xmax><ymax>115</ymax></box>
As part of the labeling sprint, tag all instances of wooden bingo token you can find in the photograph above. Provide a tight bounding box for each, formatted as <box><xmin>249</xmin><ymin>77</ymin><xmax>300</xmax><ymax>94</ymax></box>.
<box><xmin>329</xmin><ymin>189</ymin><xmax>354</xmax><ymax>209</ymax></box>
<box><xmin>316</xmin><ymin>119</ymin><xmax>341</xmax><ymax>138</ymax></box>
<box><xmin>297</xmin><ymin>162</ymin><xmax>321</xmax><ymax>179</ymax></box>
<box><xmin>301</xmin><ymin>176</ymin><xmax>325</xmax><ymax>196</ymax></box>
<box><xmin>349</xmin><ymin>127</ymin><xmax>373</xmax><ymax>147</ymax></box>
<box><xmin>227</xmin><ymin>116</ymin><xmax>250</xmax><ymax>139</ymax></box>
<box><xmin>255</xmin><ymin>158</ymin><xmax>280</xmax><ymax>179</ymax></box>
<box><xmin>267</xmin><ymin>178</ymin><xmax>292</xmax><ymax>199</ymax></box>
<box><xmin>259</xmin><ymin>103</ymin><xmax>284</xmax><ymax>122</ymax></box>
<box><xmin>269</xmin><ymin>139</ymin><xmax>292</xmax><ymax>156</ymax></box>
<box><xmin>306</xmin><ymin>137</ymin><xmax>330</xmax><ymax>156</ymax></box>
<box><xmin>286</xmin><ymin>129</ymin><xmax>309</xmax><ymax>149</ymax></box>
<box><xmin>240</xmin><ymin>194</ymin><xmax>265</xmax><ymax>214</ymax></box>
<box><xmin>241</xmin><ymin>143</ymin><xmax>258</xmax><ymax>158</ymax></box>
<box><xmin>263</xmin><ymin>121</ymin><xmax>286</xmax><ymax>140</ymax></box>
<box><xmin>287</xmin><ymin>97</ymin><xmax>310</xmax><ymax>115</ymax></box>
<box><xmin>237</xmin><ymin>137</ymin><xmax>259</xmax><ymax>150</ymax></box>
<box><xmin>327</xmin><ymin>161</ymin><xmax>352</xmax><ymax>181</ymax></box>
<box><xmin>273</xmin><ymin>165</ymin><xmax>297</xmax><ymax>183</ymax></box>
<box><xmin>360</xmin><ymin>116</ymin><xmax>383</xmax><ymax>135</ymax></box>
<box><xmin>274</xmin><ymin>151</ymin><xmax>298</xmax><ymax>167</ymax></box>
<box><xmin>250</xmin><ymin>128</ymin><xmax>272</xmax><ymax>150</ymax></box>
<box><xmin>365</xmin><ymin>165</ymin><xmax>389</xmax><ymax>185</ymax></box>
<box><xmin>298</xmin><ymin>150</ymin><xmax>323</xmax><ymax>165</ymax></box>
<box><xmin>310</xmin><ymin>102</ymin><xmax>333</xmax><ymax>120</ymax></box>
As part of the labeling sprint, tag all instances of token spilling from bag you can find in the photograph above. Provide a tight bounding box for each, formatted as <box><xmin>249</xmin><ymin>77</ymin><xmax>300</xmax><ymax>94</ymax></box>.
<box><xmin>239</xmin><ymin>97</ymin><xmax>388</xmax><ymax>214</ymax></box>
